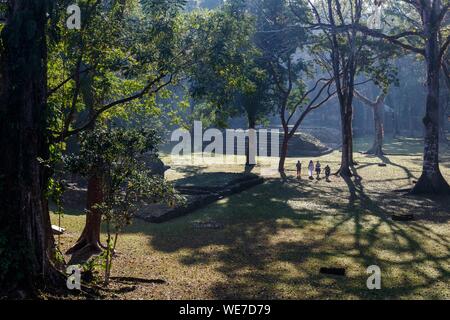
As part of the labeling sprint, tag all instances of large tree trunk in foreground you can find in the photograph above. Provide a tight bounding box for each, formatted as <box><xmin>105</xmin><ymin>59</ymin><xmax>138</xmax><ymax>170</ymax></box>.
<box><xmin>67</xmin><ymin>174</ymin><xmax>105</xmax><ymax>256</ymax></box>
<box><xmin>0</xmin><ymin>0</ymin><xmax>62</xmax><ymax>296</ymax></box>
<box><xmin>411</xmin><ymin>4</ymin><xmax>450</xmax><ymax>195</ymax></box>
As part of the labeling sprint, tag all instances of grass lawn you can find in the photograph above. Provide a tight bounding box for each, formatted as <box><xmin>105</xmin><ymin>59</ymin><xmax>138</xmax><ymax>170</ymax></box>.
<box><xmin>52</xmin><ymin>138</ymin><xmax>450</xmax><ymax>300</ymax></box>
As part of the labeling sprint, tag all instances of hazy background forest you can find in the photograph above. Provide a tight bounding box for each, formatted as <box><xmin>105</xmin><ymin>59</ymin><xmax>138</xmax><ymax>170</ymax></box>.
<box><xmin>186</xmin><ymin>0</ymin><xmax>449</xmax><ymax>142</ymax></box>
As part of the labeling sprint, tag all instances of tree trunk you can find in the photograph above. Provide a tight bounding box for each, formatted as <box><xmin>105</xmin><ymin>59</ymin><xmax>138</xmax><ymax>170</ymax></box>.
<box><xmin>0</xmin><ymin>0</ymin><xmax>63</xmax><ymax>296</ymax></box>
<box><xmin>366</xmin><ymin>104</ymin><xmax>384</xmax><ymax>156</ymax></box>
<box><xmin>67</xmin><ymin>174</ymin><xmax>105</xmax><ymax>256</ymax></box>
<box><xmin>278</xmin><ymin>135</ymin><xmax>289</xmax><ymax>173</ymax></box>
<box><xmin>326</xmin><ymin>0</ymin><xmax>357</xmax><ymax>177</ymax></box>
<box><xmin>246</xmin><ymin>116</ymin><xmax>256</xmax><ymax>166</ymax></box>
<box><xmin>339</xmin><ymin>101</ymin><xmax>353</xmax><ymax>177</ymax></box>
<box><xmin>411</xmin><ymin>4</ymin><xmax>450</xmax><ymax>195</ymax></box>
<box><xmin>348</xmin><ymin>105</ymin><xmax>355</xmax><ymax>165</ymax></box>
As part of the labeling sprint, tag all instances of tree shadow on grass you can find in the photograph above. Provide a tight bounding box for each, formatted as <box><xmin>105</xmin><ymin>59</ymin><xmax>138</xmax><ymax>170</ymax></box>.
<box><xmin>329</xmin><ymin>166</ymin><xmax>450</xmax><ymax>298</ymax></box>
<box><xmin>124</xmin><ymin>161</ymin><xmax>450</xmax><ymax>299</ymax></box>
<box><xmin>263</xmin><ymin>166</ymin><xmax>450</xmax><ymax>299</ymax></box>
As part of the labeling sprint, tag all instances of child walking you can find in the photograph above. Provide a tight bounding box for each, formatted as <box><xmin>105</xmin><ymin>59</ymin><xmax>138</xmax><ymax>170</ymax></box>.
<box><xmin>325</xmin><ymin>165</ymin><xmax>331</xmax><ymax>182</ymax></box>
<box><xmin>296</xmin><ymin>161</ymin><xmax>302</xmax><ymax>180</ymax></box>
<box><xmin>315</xmin><ymin>161</ymin><xmax>322</xmax><ymax>179</ymax></box>
<box><xmin>308</xmin><ymin>160</ymin><xmax>314</xmax><ymax>180</ymax></box>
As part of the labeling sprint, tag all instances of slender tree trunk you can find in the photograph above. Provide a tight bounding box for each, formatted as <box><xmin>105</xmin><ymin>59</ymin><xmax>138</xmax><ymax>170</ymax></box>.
<box><xmin>278</xmin><ymin>103</ymin><xmax>291</xmax><ymax>173</ymax></box>
<box><xmin>339</xmin><ymin>101</ymin><xmax>353</xmax><ymax>176</ymax></box>
<box><xmin>67</xmin><ymin>70</ymin><xmax>107</xmax><ymax>257</ymax></box>
<box><xmin>326</xmin><ymin>0</ymin><xmax>358</xmax><ymax>177</ymax></box>
<box><xmin>278</xmin><ymin>135</ymin><xmax>289</xmax><ymax>173</ymax></box>
<box><xmin>246</xmin><ymin>116</ymin><xmax>256</xmax><ymax>166</ymax></box>
<box><xmin>0</xmin><ymin>0</ymin><xmax>62</xmax><ymax>296</ymax></box>
<box><xmin>411</xmin><ymin>4</ymin><xmax>450</xmax><ymax>195</ymax></box>
<box><xmin>366</xmin><ymin>104</ymin><xmax>384</xmax><ymax>156</ymax></box>
<box><xmin>67</xmin><ymin>173</ymin><xmax>105</xmax><ymax>255</ymax></box>
<box><xmin>348</xmin><ymin>104</ymin><xmax>355</xmax><ymax>164</ymax></box>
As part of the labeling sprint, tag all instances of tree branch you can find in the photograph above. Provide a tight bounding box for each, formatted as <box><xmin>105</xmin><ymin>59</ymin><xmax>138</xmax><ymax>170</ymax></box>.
<box><xmin>354</xmin><ymin>89</ymin><xmax>377</xmax><ymax>107</ymax></box>
<box><xmin>47</xmin><ymin>66</ymin><xmax>93</xmax><ymax>97</ymax></box>
<box><xmin>52</xmin><ymin>73</ymin><xmax>172</xmax><ymax>141</ymax></box>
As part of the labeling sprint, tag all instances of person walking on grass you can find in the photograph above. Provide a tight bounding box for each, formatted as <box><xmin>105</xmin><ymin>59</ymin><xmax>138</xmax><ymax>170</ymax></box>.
<box><xmin>308</xmin><ymin>160</ymin><xmax>314</xmax><ymax>180</ymax></box>
<box><xmin>315</xmin><ymin>161</ymin><xmax>321</xmax><ymax>179</ymax></box>
<box><xmin>296</xmin><ymin>161</ymin><xmax>302</xmax><ymax>180</ymax></box>
<box><xmin>325</xmin><ymin>165</ymin><xmax>331</xmax><ymax>182</ymax></box>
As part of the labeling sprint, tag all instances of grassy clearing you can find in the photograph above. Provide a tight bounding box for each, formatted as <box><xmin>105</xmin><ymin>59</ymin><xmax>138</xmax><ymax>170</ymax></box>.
<box><xmin>52</xmin><ymin>139</ymin><xmax>450</xmax><ymax>300</ymax></box>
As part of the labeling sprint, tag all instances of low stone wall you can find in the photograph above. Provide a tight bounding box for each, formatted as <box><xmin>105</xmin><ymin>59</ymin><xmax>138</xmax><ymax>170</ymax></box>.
<box><xmin>136</xmin><ymin>174</ymin><xmax>265</xmax><ymax>223</ymax></box>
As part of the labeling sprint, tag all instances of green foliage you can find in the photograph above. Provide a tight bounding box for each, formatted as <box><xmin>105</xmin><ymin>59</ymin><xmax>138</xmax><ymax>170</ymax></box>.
<box><xmin>64</xmin><ymin>126</ymin><xmax>183</xmax><ymax>284</ymax></box>
<box><xmin>188</xmin><ymin>0</ymin><xmax>275</xmax><ymax>127</ymax></box>
<box><xmin>64</xmin><ymin>126</ymin><xmax>182</xmax><ymax>229</ymax></box>
<box><xmin>302</xmin><ymin>0</ymin><xmax>400</xmax><ymax>94</ymax></box>
<box><xmin>141</xmin><ymin>0</ymin><xmax>187</xmax><ymax>15</ymax></box>
<box><xmin>253</xmin><ymin>0</ymin><xmax>310</xmax><ymax>114</ymax></box>
<box><xmin>65</xmin><ymin>127</ymin><xmax>158</xmax><ymax>175</ymax></box>
<box><xmin>47</xmin><ymin>0</ymin><xmax>188</xmax><ymax>142</ymax></box>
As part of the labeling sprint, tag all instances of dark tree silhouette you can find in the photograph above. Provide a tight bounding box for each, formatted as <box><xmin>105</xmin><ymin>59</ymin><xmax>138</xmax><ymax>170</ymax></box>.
<box><xmin>0</xmin><ymin>0</ymin><xmax>62</xmax><ymax>295</ymax></box>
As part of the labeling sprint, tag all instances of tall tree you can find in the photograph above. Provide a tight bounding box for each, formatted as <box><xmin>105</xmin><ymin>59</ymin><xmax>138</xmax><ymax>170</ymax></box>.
<box><xmin>254</xmin><ymin>0</ymin><xmax>334</xmax><ymax>173</ymax></box>
<box><xmin>354</xmin><ymin>0</ymin><xmax>450</xmax><ymax>194</ymax></box>
<box><xmin>189</xmin><ymin>0</ymin><xmax>275</xmax><ymax>165</ymax></box>
<box><xmin>49</xmin><ymin>0</ymin><xmax>187</xmax><ymax>256</ymax></box>
<box><xmin>354</xmin><ymin>88</ymin><xmax>387</xmax><ymax>156</ymax></box>
<box><xmin>0</xmin><ymin>0</ymin><xmax>62</xmax><ymax>295</ymax></box>
<box><xmin>304</xmin><ymin>0</ymin><xmax>364</xmax><ymax>177</ymax></box>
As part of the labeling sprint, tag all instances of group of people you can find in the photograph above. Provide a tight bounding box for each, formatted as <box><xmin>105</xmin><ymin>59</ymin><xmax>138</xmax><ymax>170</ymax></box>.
<box><xmin>296</xmin><ymin>160</ymin><xmax>331</xmax><ymax>181</ymax></box>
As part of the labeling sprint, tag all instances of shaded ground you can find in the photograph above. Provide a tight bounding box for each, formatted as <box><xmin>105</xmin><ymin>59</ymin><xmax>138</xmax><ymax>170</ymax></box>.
<box><xmin>52</xmin><ymin>139</ymin><xmax>450</xmax><ymax>300</ymax></box>
<box><xmin>137</xmin><ymin>172</ymin><xmax>263</xmax><ymax>223</ymax></box>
